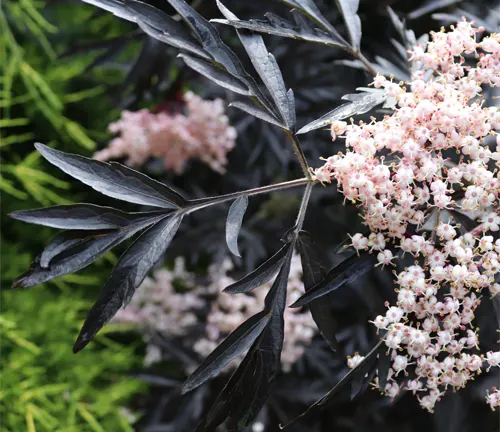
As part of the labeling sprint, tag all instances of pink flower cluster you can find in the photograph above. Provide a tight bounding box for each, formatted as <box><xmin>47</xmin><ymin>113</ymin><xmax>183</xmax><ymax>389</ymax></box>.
<box><xmin>113</xmin><ymin>254</ymin><xmax>317</xmax><ymax>372</ymax></box>
<box><xmin>94</xmin><ymin>91</ymin><xmax>237</xmax><ymax>174</ymax></box>
<box><xmin>313</xmin><ymin>20</ymin><xmax>500</xmax><ymax>412</ymax></box>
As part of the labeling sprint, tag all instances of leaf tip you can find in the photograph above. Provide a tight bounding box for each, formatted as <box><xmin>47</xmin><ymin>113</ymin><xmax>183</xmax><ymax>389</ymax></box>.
<box><xmin>34</xmin><ymin>142</ymin><xmax>48</xmax><ymax>152</ymax></box>
<box><xmin>180</xmin><ymin>378</ymin><xmax>198</xmax><ymax>395</ymax></box>
<box><xmin>73</xmin><ymin>333</ymin><xmax>91</xmax><ymax>353</ymax></box>
<box><xmin>12</xmin><ymin>277</ymin><xmax>25</xmax><ymax>288</ymax></box>
<box><xmin>8</xmin><ymin>211</ymin><xmax>22</xmax><ymax>220</ymax></box>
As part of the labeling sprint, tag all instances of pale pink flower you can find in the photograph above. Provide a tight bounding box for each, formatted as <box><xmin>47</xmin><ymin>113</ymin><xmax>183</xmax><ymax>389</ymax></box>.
<box><xmin>94</xmin><ymin>91</ymin><xmax>236</xmax><ymax>174</ymax></box>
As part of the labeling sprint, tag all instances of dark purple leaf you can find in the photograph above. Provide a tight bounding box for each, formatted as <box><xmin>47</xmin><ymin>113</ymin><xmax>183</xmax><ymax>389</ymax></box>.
<box><xmin>35</xmin><ymin>143</ymin><xmax>186</xmax><ymax>208</ymax></box>
<box><xmin>229</xmin><ymin>101</ymin><xmax>285</xmax><ymax>128</ymax></box>
<box><xmin>225</xmin><ymin>196</ymin><xmax>249</xmax><ymax>258</ymax></box>
<box><xmin>9</xmin><ymin>204</ymin><xmax>153</xmax><ymax>230</ymax></box>
<box><xmin>216</xmin><ymin>3</ymin><xmax>293</xmax><ymax>129</ymax></box>
<box><xmin>297</xmin><ymin>231</ymin><xmax>338</xmax><ymax>351</ymax></box>
<box><xmin>13</xmin><ymin>215</ymin><xmax>163</xmax><ymax>288</ymax></box>
<box><xmin>223</xmin><ymin>244</ymin><xmax>289</xmax><ymax>294</ymax></box>
<box><xmin>377</xmin><ymin>344</ymin><xmax>391</xmax><ymax>394</ymax></box>
<box><xmin>290</xmin><ymin>252</ymin><xmax>377</xmax><ymax>308</ymax></box>
<box><xmin>280</xmin><ymin>0</ymin><xmax>344</xmax><ymax>39</ymax></box>
<box><xmin>40</xmin><ymin>230</ymin><xmax>105</xmax><ymax>268</ymax></box>
<box><xmin>282</xmin><ymin>340</ymin><xmax>383</xmax><ymax>430</ymax></box>
<box><xmin>335</xmin><ymin>0</ymin><xmax>362</xmax><ymax>51</ymax></box>
<box><xmin>181</xmin><ymin>310</ymin><xmax>271</xmax><ymax>394</ymax></box>
<box><xmin>178</xmin><ymin>54</ymin><xmax>251</xmax><ymax>96</ymax></box>
<box><xmin>200</xmin><ymin>246</ymin><xmax>293</xmax><ymax>430</ymax></box>
<box><xmin>73</xmin><ymin>214</ymin><xmax>182</xmax><ymax>352</ymax></box>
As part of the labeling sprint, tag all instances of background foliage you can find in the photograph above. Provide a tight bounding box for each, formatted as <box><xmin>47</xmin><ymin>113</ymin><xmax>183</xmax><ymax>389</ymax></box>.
<box><xmin>1</xmin><ymin>0</ymin><xmax>499</xmax><ymax>431</ymax></box>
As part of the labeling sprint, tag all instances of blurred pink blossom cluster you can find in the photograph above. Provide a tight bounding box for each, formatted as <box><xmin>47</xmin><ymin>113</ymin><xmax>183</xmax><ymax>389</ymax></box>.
<box><xmin>312</xmin><ymin>20</ymin><xmax>500</xmax><ymax>412</ymax></box>
<box><xmin>94</xmin><ymin>91</ymin><xmax>237</xmax><ymax>174</ymax></box>
<box><xmin>113</xmin><ymin>254</ymin><xmax>317</xmax><ymax>372</ymax></box>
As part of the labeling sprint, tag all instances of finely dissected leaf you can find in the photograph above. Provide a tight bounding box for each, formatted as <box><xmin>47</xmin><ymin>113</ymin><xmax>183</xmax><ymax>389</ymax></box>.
<box><xmin>282</xmin><ymin>340</ymin><xmax>384</xmax><ymax>429</ymax></box>
<box><xmin>231</xmin><ymin>33</ymin><xmax>291</xmax><ymax>128</ymax></box>
<box><xmin>223</xmin><ymin>244</ymin><xmax>289</xmax><ymax>293</ymax></box>
<box><xmin>201</xmin><ymin>246</ymin><xmax>292</xmax><ymax>430</ymax></box>
<box><xmin>297</xmin><ymin>88</ymin><xmax>389</xmax><ymax>134</ymax></box>
<box><xmin>350</xmin><ymin>349</ymin><xmax>379</xmax><ymax>400</ymax></box>
<box><xmin>290</xmin><ymin>252</ymin><xmax>377</xmax><ymax>308</ymax></box>
<box><xmin>233</xmin><ymin>247</ymin><xmax>292</xmax><ymax>428</ymax></box>
<box><xmin>387</xmin><ymin>6</ymin><xmax>417</xmax><ymax>48</ymax></box>
<box><xmin>201</xmin><ymin>338</ymin><xmax>260</xmax><ymax>431</ymax></box>
<box><xmin>9</xmin><ymin>204</ymin><xmax>153</xmax><ymax>230</ymax></box>
<box><xmin>297</xmin><ymin>231</ymin><xmax>338</xmax><ymax>351</ymax></box>
<box><xmin>216</xmin><ymin>2</ymin><xmax>293</xmax><ymax>128</ymax></box>
<box><xmin>335</xmin><ymin>0</ymin><xmax>362</xmax><ymax>51</ymax></box>
<box><xmin>138</xmin><ymin>21</ymin><xmax>212</xmax><ymax>61</ymax></box>
<box><xmin>73</xmin><ymin>214</ymin><xmax>183</xmax><ymax>352</ymax></box>
<box><xmin>125</xmin><ymin>0</ymin><xmax>193</xmax><ymax>38</ymax></box>
<box><xmin>407</xmin><ymin>0</ymin><xmax>464</xmax><ymax>20</ymax></box>
<box><xmin>35</xmin><ymin>143</ymin><xmax>186</xmax><ymax>208</ymax></box>
<box><xmin>13</xmin><ymin>215</ymin><xmax>163</xmax><ymax>288</ymax></box>
<box><xmin>377</xmin><ymin>345</ymin><xmax>391</xmax><ymax>393</ymax></box>
<box><xmin>40</xmin><ymin>230</ymin><xmax>103</xmax><ymax>268</ymax></box>
<box><xmin>229</xmin><ymin>101</ymin><xmax>285</xmax><ymax>128</ymax></box>
<box><xmin>178</xmin><ymin>54</ymin><xmax>251</xmax><ymax>96</ymax></box>
<box><xmin>212</xmin><ymin>10</ymin><xmax>348</xmax><ymax>50</ymax></box>
<box><xmin>280</xmin><ymin>0</ymin><xmax>344</xmax><ymax>39</ymax></box>
<box><xmin>225</xmin><ymin>196</ymin><xmax>249</xmax><ymax>257</ymax></box>
<box><xmin>181</xmin><ymin>310</ymin><xmax>271</xmax><ymax>394</ymax></box>
<box><xmin>81</xmin><ymin>0</ymin><xmax>134</xmax><ymax>20</ymax></box>
<box><xmin>165</xmin><ymin>0</ymin><xmax>247</xmax><ymax>78</ymax></box>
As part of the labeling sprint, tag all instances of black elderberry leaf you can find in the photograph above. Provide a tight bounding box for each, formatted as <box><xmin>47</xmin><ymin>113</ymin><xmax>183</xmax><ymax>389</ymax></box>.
<box><xmin>138</xmin><ymin>20</ymin><xmax>212</xmax><ymax>61</ymax></box>
<box><xmin>40</xmin><ymin>230</ymin><xmax>108</xmax><ymax>269</ymax></box>
<box><xmin>13</xmin><ymin>215</ymin><xmax>165</xmax><ymax>288</ymax></box>
<box><xmin>350</xmin><ymin>347</ymin><xmax>379</xmax><ymax>400</ymax></box>
<box><xmin>297</xmin><ymin>231</ymin><xmax>339</xmax><ymax>351</ymax></box>
<box><xmin>223</xmin><ymin>243</ymin><xmax>290</xmax><ymax>294</ymax></box>
<box><xmin>282</xmin><ymin>340</ymin><xmax>384</xmax><ymax>429</ymax></box>
<box><xmin>181</xmin><ymin>310</ymin><xmax>271</xmax><ymax>394</ymax></box>
<box><xmin>35</xmin><ymin>143</ymin><xmax>187</xmax><ymax>208</ymax></box>
<box><xmin>225</xmin><ymin>195</ymin><xmax>249</xmax><ymax>258</ymax></box>
<box><xmin>200</xmin><ymin>246</ymin><xmax>293</xmax><ymax>431</ymax></box>
<box><xmin>290</xmin><ymin>252</ymin><xmax>377</xmax><ymax>308</ymax></box>
<box><xmin>229</xmin><ymin>101</ymin><xmax>286</xmax><ymax>129</ymax></box>
<box><xmin>178</xmin><ymin>54</ymin><xmax>251</xmax><ymax>96</ymax></box>
<box><xmin>212</xmin><ymin>9</ymin><xmax>348</xmax><ymax>50</ymax></box>
<box><xmin>216</xmin><ymin>2</ymin><xmax>294</xmax><ymax>130</ymax></box>
<box><xmin>335</xmin><ymin>0</ymin><xmax>362</xmax><ymax>51</ymax></box>
<box><xmin>165</xmin><ymin>0</ymin><xmax>248</xmax><ymax>78</ymax></box>
<box><xmin>297</xmin><ymin>88</ymin><xmax>389</xmax><ymax>134</ymax></box>
<box><xmin>377</xmin><ymin>343</ymin><xmax>391</xmax><ymax>393</ymax></box>
<box><xmin>73</xmin><ymin>214</ymin><xmax>182</xmax><ymax>352</ymax></box>
<box><xmin>407</xmin><ymin>0</ymin><xmax>464</xmax><ymax>21</ymax></box>
<box><xmin>280</xmin><ymin>0</ymin><xmax>344</xmax><ymax>40</ymax></box>
<box><xmin>9</xmin><ymin>204</ymin><xmax>153</xmax><ymax>230</ymax></box>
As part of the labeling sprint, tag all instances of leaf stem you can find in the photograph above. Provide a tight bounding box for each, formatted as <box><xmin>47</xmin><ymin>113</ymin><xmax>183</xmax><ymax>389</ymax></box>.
<box><xmin>355</xmin><ymin>51</ymin><xmax>378</xmax><ymax>77</ymax></box>
<box><xmin>185</xmin><ymin>177</ymin><xmax>311</xmax><ymax>213</ymax></box>
<box><xmin>295</xmin><ymin>181</ymin><xmax>313</xmax><ymax>231</ymax></box>
<box><xmin>285</xmin><ymin>131</ymin><xmax>312</xmax><ymax>179</ymax></box>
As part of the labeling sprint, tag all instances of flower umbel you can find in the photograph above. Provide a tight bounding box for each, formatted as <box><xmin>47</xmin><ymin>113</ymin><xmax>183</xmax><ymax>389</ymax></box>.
<box><xmin>314</xmin><ymin>20</ymin><xmax>500</xmax><ymax>413</ymax></box>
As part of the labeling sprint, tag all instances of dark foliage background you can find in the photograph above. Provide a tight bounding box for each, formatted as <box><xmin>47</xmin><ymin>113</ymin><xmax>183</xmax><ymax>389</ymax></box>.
<box><xmin>2</xmin><ymin>0</ymin><xmax>499</xmax><ymax>431</ymax></box>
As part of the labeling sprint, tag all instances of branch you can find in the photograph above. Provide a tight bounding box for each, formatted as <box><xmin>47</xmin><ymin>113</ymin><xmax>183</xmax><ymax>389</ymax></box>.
<box><xmin>185</xmin><ymin>177</ymin><xmax>312</xmax><ymax>213</ymax></box>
